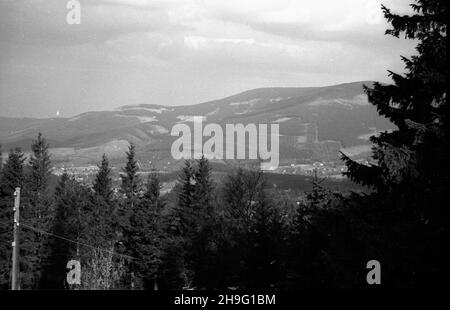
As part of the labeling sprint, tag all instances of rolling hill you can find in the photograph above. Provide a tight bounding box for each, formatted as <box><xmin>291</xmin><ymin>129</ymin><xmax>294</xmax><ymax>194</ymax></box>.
<box><xmin>0</xmin><ymin>81</ymin><xmax>395</xmax><ymax>169</ymax></box>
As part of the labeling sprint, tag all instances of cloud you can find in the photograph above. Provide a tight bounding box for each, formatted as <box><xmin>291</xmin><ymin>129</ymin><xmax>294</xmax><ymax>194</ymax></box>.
<box><xmin>0</xmin><ymin>0</ymin><xmax>414</xmax><ymax>48</ymax></box>
<box><xmin>0</xmin><ymin>0</ymin><xmax>170</xmax><ymax>46</ymax></box>
<box><xmin>0</xmin><ymin>0</ymin><xmax>418</xmax><ymax>118</ymax></box>
<box><xmin>204</xmin><ymin>0</ymin><xmax>414</xmax><ymax>47</ymax></box>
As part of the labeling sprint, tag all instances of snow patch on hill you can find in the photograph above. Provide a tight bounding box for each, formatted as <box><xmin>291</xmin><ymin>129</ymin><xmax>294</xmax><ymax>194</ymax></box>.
<box><xmin>274</xmin><ymin>117</ymin><xmax>292</xmax><ymax>123</ymax></box>
<box><xmin>308</xmin><ymin>95</ymin><xmax>370</xmax><ymax>107</ymax></box>
<box><xmin>176</xmin><ymin>115</ymin><xmax>206</xmax><ymax>122</ymax></box>
<box><xmin>231</xmin><ymin>99</ymin><xmax>259</xmax><ymax>115</ymax></box>
<box><xmin>270</xmin><ymin>97</ymin><xmax>284</xmax><ymax>103</ymax></box>
<box><xmin>229</xmin><ymin>98</ymin><xmax>259</xmax><ymax>106</ymax></box>
<box><xmin>149</xmin><ymin>125</ymin><xmax>169</xmax><ymax>135</ymax></box>
<box><xmin>115</xmin><ymin>114</ymin><xmax>157</xmax><ymax>123</ymax></box>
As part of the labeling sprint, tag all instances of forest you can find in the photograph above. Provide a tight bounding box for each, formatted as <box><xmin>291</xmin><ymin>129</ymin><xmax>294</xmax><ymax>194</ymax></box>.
<box><xmin>0</xmin><ymin>0</ymin><xmax>448</xmax><ymax>289</ymax></box>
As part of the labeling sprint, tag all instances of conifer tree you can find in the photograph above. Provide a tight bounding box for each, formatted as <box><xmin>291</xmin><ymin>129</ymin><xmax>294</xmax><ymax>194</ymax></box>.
<box><xmin>217</xmin><ymin>167</ymin><xmax>268</xmax><ymax>288</ymax></box>
<box><xmin>188</xmin><ymin>156</ymin><xmax>216</xmax><ymax>287</ymax></box>
<box><xmin>341</xmin><ymin>0</ymin><xmax>447</xmax><ymax>192</ymax></box>
<box><xmin>223</xmin><ymin>167</ymin><xmax>264</xmax><ymax>229</ymax></box>
<box><xmin>27</xmin><ymin>133</ymin><xmax>52</xmax><ymax>210</ymax></box>
<box><xmin>117</xmin><ymin>143</ymin><xmax>141</xmax><ymax>288</ymax></box>
<box><xmin>22</xmin><ymin>133</ymin><xmax>53</xmax><ymax>288</ymax></box>
<box><xmin>118</xmin><ymin>143</ymin><xmax>140</xmax><ymax>237</ymax></box>
<box><xmin>121</xmin><ymin>143</ymin><xmax>139</xmax><ymax>204</ymax></box>
<box><xmin>40</xmin><ymin>173</ymin><xmax>76</xmax><ymax>289</ymax></box>
<box><xmin>128</xmin><ymin>173</ymin><xmax>164</xmax><ymax>289</ymax></box>
<box><xmin>158</xmin><ymin>161</ymin><xmax>196</xmax><ymax>289</ymax></box>
<box><xmin>193</xmin><ymin>155</ymin><xmax>214</xmax><ymax>220</ymax></box>
<box><xmin>166</xmin><ymin>158</ymin><xmax>216</xmax><ymax>288</ymax></box>
<box><xmin>145</xmin><ymin>172</ymin><xmax>161</xmax><ymax>207</ymax></box>
<box><xmin>177</xmin><ymin>157</ymin><xmax>215</xmax><ymax>238</ymax></box>
<box><xmin>90</xmin><ymin>154</ymin><xmax>115</xmax><ymax>246</ymax></box>
<box><xmin>0</xmin><ymin>148</ymin><xmax>26</xmax><ymax>289</ymax></box>
<box><xmin>176</xmin><ymin>160</ymin><xmax>196</xmax><ymax>235</ymax></box>
<box><xmin>339</xmin><ymin>0</ymin><xmax>448</xmax><ymax>287</ymax></box>
<box><xmin>93</xmin><ymin>154</ymin><xmax>113</xmax><ymax>203</ymax></box>
<box><xmin>0</xmin><ymin>148</ymin><xmax>25</xmax><ymax>194</ymax></box>
<box><xmin>247</xmin><ymin>186</ymin><xmax>284</xmax><ymax>288</ymax></box>
<box><xmin>40</xmin><ymin>174</ymin><xmax>95</xmax><ymax>289</ymax></box>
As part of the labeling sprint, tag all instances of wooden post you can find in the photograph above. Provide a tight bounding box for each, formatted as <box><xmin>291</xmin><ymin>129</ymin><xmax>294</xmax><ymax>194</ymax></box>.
<box><xmin>11</xmin><ymin>187</ymin><xmax>20</xmax><ymax>290</ymax></box>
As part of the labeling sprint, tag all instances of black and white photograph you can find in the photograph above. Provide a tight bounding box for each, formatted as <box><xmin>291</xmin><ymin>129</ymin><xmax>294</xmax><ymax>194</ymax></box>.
<box><xmin>0</xmin><ymin>0</ymin><xmax>448</xmax><ymax>300</ymax></box>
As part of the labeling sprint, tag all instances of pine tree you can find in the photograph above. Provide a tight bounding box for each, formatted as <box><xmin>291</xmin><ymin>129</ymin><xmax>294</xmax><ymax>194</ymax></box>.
<box><xmin>165</xmin><ymin>158</ymin><xmax>216</xmax><ymax>288</ymax></box>
<box><xmin>121</xmin><ymin>143</ymin><xmax>139</xmax><ymax>203</ymax></box>
<box><xmin>163</xmin><ymin>160</ymin><xmax>196</xmax><ymax>288</ymax></box>
<box><xmin>117</xmin><ymin>143</ymin><xmax>141</xmax><ymax>288</ymax></box>
<box><xmin>118</xmin><ymin>143</ymin><xmax>140</xmax><ymax>242</ymax></box>
<box><xmin>0</xmin><ymin>148</ymin><xmax>26</xmax><ymax>210</ymax></box>
<box><xmin>40</xmin><ymin>174</ymin><xmax>95</xmax><ymax>289</ymax></box>
<box><xmin>223</xmin><ymin>167</ymin><xmax>264</xmax><ymax>230</ymax></box>
<box><xmin>175</xmin><ymin>160</ymin><xmax>196</xmax><ymax>235</ymax></box>
<box><xmin>22</xmin><ymin>133</ymin><xmax>53</xmax><ymax>288</ymax></box>
<box><xmin>0</xmin><ymin>148</ymin><xmax>25</xmax><ymax>195</ymax></box>
<box><xmin>27</xmin><ymin>133</ymin><xmax>52</xmax><ymax>209</ymax></box>
<box><xmin>306</xmin><ymin>169</ymin><xmax>334</xmax><ymax>208</ymax></box>
<box><xmin>176</xmin><ymin>157</ymin><xmax>215</xmax><ymax>238</ymax></box>
<box><xmin>0</xmin><ymin>148</ymin><xmax>25</xmax><ymax>289</ymax></box>
<box><xmin>158</xmin><ymin>161</ymin><xmax>196</xmax><ymax>289</ymax></box>
<box><xmin>339</xmin><ymin>0</ymin><xmax>448</xmax><ymax>287</ymax></box>
<box><xmin>44</xmin><ymin>175</ymin><xmax>78</xmax><ymax>289</ymax></box>
<box><xmin>93</xmin><ymin>154</ymin><xmax>113</xmax><ymax>203</ymax></box>
<box><xmin>247</xmin><ymin>186</ymin><xmax>284</xmax><ymax>288</ymax></box>
<box><xmin>145</xmin><ymin>172</ymin><xmax>161</xmax><ymax>207</ymax></box>
<box><xmin>127</xmin><ymin>173</ymin><xmax>164</xmax><ymax>289</ymax></box>
<box><xmin>193</xmin><ymin>155</ymin><xmax>214</xmax><ymax>219</ymax></box>
<box><xmin>188</xmin><ymin>156</ymin><xmax>217</xmax><ymax>287</ymax></box>
<box><xmin>218</xmin><ymin>167</ymin><xmax>269</xmax><ymax>288</ymax></box>
<box><xmin>341</xmin><ymin>0</ymin><xmax>447</xmax><ymax>192</ymax></box>
<box><xmin>90</xmin><ymin>154</ymin><xmax>116</xmax><ymax>247</ymax></box>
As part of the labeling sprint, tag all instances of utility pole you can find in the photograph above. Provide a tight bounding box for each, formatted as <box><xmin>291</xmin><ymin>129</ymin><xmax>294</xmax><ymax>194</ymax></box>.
<box><xmin>11</xmin><ymin>187</ymin><xmax>20</xmax><ymax>290</ymax></box>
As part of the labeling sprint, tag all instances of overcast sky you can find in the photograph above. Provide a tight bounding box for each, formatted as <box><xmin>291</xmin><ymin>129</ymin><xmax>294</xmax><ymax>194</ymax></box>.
<box><xmin>0</xmin><ymin>0</ymin><xmax>417</xmax><ymax>118</ymax></box>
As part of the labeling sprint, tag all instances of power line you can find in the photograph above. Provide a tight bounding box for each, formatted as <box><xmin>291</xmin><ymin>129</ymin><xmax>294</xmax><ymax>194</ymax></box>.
<box><xmin>19</xmin><ymin>222</ymin><xmax>141</xmax><ymax>262</ymax></box>
<box><xmin>0</xmin><ymin>218</ymin><xmax>141</xmax><ymax>261</ymax></box>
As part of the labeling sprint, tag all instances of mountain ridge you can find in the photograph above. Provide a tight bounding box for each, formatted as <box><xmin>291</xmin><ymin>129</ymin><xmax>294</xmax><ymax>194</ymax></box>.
<box><xmin>0</xmin><ymin>81</ymin><xmax>394</xmax><ymax>169</ymax></box>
